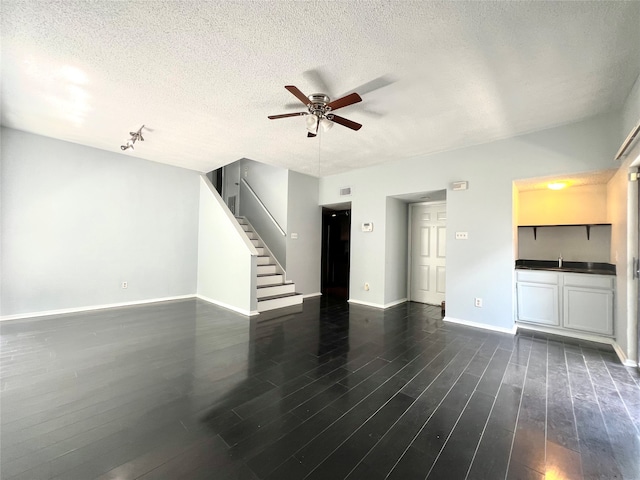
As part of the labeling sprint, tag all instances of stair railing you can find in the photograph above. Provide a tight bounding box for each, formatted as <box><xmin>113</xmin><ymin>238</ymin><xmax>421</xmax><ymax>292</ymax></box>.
<box><xmin>239</xmin><ymin>178</ymin><xmax>287</xmax><ymax>268</ymax></box>
<box><xmin>240</xmin><ymin>178</ymin><xmax>286</xmax><ymax>236</ymax></box>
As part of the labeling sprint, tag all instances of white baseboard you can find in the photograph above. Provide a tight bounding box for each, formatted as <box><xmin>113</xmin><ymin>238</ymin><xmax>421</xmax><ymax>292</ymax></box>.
<box><xmin>444</xmin><ymin>316</ymin><xmax>517</xmax><ymax>335</ymax></box>
<box><xmin>348</xmin><ymin>299</ymin><xmax>383</xmax><ymax>309</ymax></box>
<box><xmin>385</xmin><ymin>298</ymin><xmax>408</xmax><ymax>308</ymax></box>
<box><xmin>302</xmin><ymin>292</ymin><xmax>322</xmax><ymax>299</ymax></box>
<box><xmin>0</xmin><ymin>295</ymin><xmax>197</xmax><ymax>322</ymax></box>
<box><xmin>348</xmin><ymin>298</ymin><xmax>408</xmax><ymax>309</ymax></box>
<box><xmin>612</xmin><ymin>342</ymin><xmax>638</xmax><ymax>367</ymax></box>
<box><xmin>196</xmin><ymin>295</ymin><xmax>258</xmax><ymax>316</ymax></box>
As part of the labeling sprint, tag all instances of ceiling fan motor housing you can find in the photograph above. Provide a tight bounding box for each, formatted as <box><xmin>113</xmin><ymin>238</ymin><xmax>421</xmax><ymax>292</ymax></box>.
<box><xmin>308</xmin><ymin>93</ymin><xmax>330</xmax><ymax>105</ymax></box>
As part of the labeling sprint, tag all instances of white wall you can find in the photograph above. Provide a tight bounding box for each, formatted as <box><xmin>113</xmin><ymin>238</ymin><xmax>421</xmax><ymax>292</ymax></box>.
<box><xmin>518</xmin><ymin>225</ymin><xmax>611</xmax><ymax>262</ymax></box>
<box><xmin>384</xmin><ymin>197</ymin><xmax>408</xmax><ymax>305</ymax></box>
<box><xmin>320</xmin><ymin>113</ymin><xmax>619</xmax><ymax>331</ymax></box>
<box><xmin>1</xmin><ymin>128</ymin><xmax>200</xmax><ymax>317</ymax></box>
<box><xmin>286</xmin><ymin>171</ymin><xmax>321</xmax><ymax>295</ymax></box>
<box><xmin>197</xmin><ymin>177</ymin><xmax>257</xmax><ymax>314</ymax></box>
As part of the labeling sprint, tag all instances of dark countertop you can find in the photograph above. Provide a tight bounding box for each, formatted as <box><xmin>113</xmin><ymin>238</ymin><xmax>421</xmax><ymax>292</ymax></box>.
<box><xmin>515</xmin><ymin>259</ymin><xmax>616</xmax><ymax>276</ymax></box>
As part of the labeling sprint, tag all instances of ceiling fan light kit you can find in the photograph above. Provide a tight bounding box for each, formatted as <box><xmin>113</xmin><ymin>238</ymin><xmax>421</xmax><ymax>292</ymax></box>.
<box><xmin>268</xmin><ymin>85</ymin><xmax>363</xmax><ymax>137</ymax></box>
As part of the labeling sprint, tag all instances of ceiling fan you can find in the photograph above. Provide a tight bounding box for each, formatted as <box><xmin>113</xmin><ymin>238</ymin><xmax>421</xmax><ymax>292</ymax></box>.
<box><xmin>268</xmin><ymin>85</ymin><xmax>363</xmax><ymax>138</ymax></box>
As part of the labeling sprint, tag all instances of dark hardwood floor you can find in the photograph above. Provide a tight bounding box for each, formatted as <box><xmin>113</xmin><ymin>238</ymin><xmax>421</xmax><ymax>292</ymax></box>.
<box><xmin>1</xmin><ymin>297</ymin><xmax>639</xmax><ymax>480</ymax></box>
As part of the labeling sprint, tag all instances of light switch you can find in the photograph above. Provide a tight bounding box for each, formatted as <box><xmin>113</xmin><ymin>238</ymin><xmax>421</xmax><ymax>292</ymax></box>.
<box><xmin>291</xmin><ymin>233</ymin><xmax>298</xmax><ymax>239</ymax></box>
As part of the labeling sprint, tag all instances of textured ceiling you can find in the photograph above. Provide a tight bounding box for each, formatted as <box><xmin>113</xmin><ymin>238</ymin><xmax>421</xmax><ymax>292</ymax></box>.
<box><xmin>514</xmin><ymin>168</ymin><xmax>618</xmax><ymax>192</ymax></box>
<box><xmin>2</xmin><ymin>1</ymin><xmax>639</xmax><ymax>177</ymax></box>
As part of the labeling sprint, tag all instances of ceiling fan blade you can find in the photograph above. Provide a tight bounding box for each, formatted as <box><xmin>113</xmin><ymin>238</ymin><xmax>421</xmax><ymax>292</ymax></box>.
<box><xmin>307</xmin><ymin>132</ymin><xmax>317</xmax><ymax>138</ymax></box>
<box><xmin>268</xmin><ymin>112</ymin><xmax>307</xmax><ymax>120</ymax></box>
<box><xmin>285</xmin><ymin>85</ymin><xmax>310</xmax><ymax>106</ymax></box>
<box><xmin>330</xmin><ymin>115</ymin><xmax>362</xmax><ymax>131</ymax></box>
<box><xmin>326</xmin><ymin>92</ymin><xmax>362</xmax><ymax>111</ymax></box>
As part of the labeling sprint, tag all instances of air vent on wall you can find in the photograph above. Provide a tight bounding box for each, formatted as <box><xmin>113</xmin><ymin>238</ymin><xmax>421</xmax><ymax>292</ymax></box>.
<box><xmin>340</xmin><ymin>187</ymin><xmax>352</xmax><ymax>196</ymax></box>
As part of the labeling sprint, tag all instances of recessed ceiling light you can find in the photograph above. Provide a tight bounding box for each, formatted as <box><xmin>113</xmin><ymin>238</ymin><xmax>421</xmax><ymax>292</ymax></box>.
<box><xmin>547</xmin><ymin>182</ymin><xmax>567</xmax><ymax>190</ymax></box>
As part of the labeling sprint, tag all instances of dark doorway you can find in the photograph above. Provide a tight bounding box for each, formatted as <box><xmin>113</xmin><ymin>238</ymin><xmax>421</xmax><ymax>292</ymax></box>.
<box><xmin>321</xmin><ymin>206</ymin><xmax>351</xmax><ymax>300</ymax></box>
<box><xmin>206</xmin><ymin>168</ymin><xmax>223</xmax><ymax>196</ymax></box>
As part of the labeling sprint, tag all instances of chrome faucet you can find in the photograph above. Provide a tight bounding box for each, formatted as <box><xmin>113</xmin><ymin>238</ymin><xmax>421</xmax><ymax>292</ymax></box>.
<box><xmin>558</xmin><ymin>254</ymin><xmax>563</xmax><ymax>268</ymax></box>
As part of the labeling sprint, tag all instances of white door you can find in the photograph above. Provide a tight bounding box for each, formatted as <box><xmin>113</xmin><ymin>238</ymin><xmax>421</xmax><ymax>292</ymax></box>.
<box><xmin>410</xmin><ymin>203</ymin><xmax>446</xmax><ymax>305</ymax></box>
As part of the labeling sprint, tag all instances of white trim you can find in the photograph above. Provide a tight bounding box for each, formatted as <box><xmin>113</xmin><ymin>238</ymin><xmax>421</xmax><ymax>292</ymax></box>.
<box><xmin>385</xmin><ymin>298</ymin><xmax>408</xmax><ymax>308</ymax></box>
<box><xmin>348</xmin><ymin>299</ymin><xmax>385</xmax><ymax>309</ymax></box>
<box><xmin>0</xmin><ymin>295</ymin><xmax>196</xmax><ymax>321</ymax></box>
<box><xmin>444</xmin><ymin>316</ymin><xmax>517</xmax><ymax>335</ymax></box>
<box><xmin>348</xmin><ymin>298</ymin><xmax>408</xmax><ymax>309</ymax></box>
<box><xmin>302</xmin><ymin>292</ymin><xmax>322</xmax><ymax>299</ymax></box>
<box><xmin>612</xmin><ymin>342</ymin><xmax>638</xmax><ymax>367</ymax></box>
<box><xmin>196</xmin><ymin>294</ymin><xmax>258</xmax><ymax>316</ymax></box>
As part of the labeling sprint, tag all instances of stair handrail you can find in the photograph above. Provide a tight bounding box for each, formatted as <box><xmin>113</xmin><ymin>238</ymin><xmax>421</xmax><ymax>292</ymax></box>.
<box><xmin>240</xmin><ymin>178</ymin><xmax>286</xmax><ymax>236</ymax></box>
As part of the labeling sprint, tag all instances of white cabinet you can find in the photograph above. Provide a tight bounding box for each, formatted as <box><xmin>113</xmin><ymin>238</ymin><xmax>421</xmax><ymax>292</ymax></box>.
<box><xmin>516</xmin><ymin>270</ymin><xmax>614</xmax><ymax>337</ymax></box>
<box><xmin>516</xmin><ymin>271</ymin><xmax>559</xmax><ymax>326</ymax></box>
<box><xmin>563</xmin><ymin>274</ymin><xmax>614</xmax><ymax>335</ymax></box>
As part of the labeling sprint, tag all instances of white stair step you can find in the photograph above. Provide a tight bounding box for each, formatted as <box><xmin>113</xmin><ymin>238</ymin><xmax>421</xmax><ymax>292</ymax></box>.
<box><xmin>257</xmin><ymin>255</ymin><xmax>272</xmax><ymax>265</ymax></box>
<box><xmin>257</xmin><ymin>293</ymin><xmax>303</xmax><ymax>312</ymax></box>
<box><xmin>256</xmin><ymin>303</ymin><xmax>304</xmax><ymax>321</ymax></box>
<box><xmin>257</xmin><ymin>274</ymin><xmax>284</xmax><ymax>286</ymax></box>
<box><xmin>257</xmin><ymin>264</ymin><xmax>277</xmax><ymax>275</ymax></box>
<box><xmin>241</xmin><ymin>224</ymin><xmax>251</xmax><ymax>231</ymax></box>
<box><xmin>251</xmin><ymin>239</ymin><xmax>263</xmax><ymax>247</ymax></box>
<box><xmin>236</xmin><ymin>217</ymin><xmax>248</xmax><ymax>224</ymax></box>
<box><xmin>255</xmin><ymin>247</ymin><xmax>266</xmax><ymax>255</ymax></box>
<box><xmin>245</xmin><ymin>231</ymin><xmax>258</xmax><ymax>239</ymax></box>
<box><xmin>257</xmin><ymin>283</ymin><xmax>296</xmax><ymax>299</ymax></box>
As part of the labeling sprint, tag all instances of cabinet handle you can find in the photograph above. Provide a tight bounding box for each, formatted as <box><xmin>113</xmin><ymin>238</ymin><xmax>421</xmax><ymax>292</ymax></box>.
<box><xmin>634</xmin><ymin>257</ymin><xmax>640</xmax><ymax>279</ymax></box>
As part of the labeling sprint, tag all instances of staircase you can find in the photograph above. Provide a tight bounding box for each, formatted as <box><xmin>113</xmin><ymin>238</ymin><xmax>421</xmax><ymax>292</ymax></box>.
<box><xmin>236</xmin><ymin>217</ymin><xmax>303</xmax><ymax>313</ymax></box>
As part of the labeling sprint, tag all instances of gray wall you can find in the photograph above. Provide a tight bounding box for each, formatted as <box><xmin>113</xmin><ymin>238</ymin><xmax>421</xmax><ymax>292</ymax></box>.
<box><xmin>384</xmin><ymin>197</ymin><xmax>408</xmax><ymax>304</ymax></box>
<box><xmin>286</xmin><ymin>171</ymin><xmax>321</xmax><ymax>295</ymax></box>
<box><xmin>320</xmin><ymin>113</ymin><xmax>619</xmax><ymax>331</ymax></box>
<box><xmin>238</xmin><ymin>158</ymin><xmax>289</xmax><ymax>267</ymax></box>
<box><xmin>1</xmin><ymin>128</ymin><xmax>200</xmax><ymax>316</ymax></box>
<box><xmin>518</xmin><ymin>225</ymin><xmax>611</xmax><ymax>263</ymax></box>
<box><xmin>241</xmin><ymin>158</ymin><xmax>288</xmax><ymax>231</ymax></box>
<box><xmin>223</xmin><ymin>160</ymin><xmax>241</xmax><ymax>214</ymax></box>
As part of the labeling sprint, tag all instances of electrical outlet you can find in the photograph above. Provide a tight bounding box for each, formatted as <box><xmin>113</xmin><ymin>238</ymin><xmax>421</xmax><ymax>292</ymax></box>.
<box><xmin>364</xmin><ymin>283</ymin><xmax>370</xmax><ymax>291</ymax></box>
<box><xmin>455</xmin><ymin>232</ymin><xmax>468</xmax><ymax>240</ymax></box>
<box><xmin>121</xmin><ymin>281</ymin><xmax>128</xmax><ymax>289</ymax></box>
<box><xmin>475</xmin><ymin>297</ymin><xmax>482</xmax><ymax>307</ymax></box>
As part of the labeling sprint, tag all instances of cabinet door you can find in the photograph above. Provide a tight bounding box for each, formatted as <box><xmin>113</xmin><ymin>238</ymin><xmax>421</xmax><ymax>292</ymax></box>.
<box><xmin>563</xmin><ymin>287</ymin><xmax>613</xmax><ymax>335</ymax></box>
<box><xmin>517</xmin><ymin>282</ymin><xmax>560</xmax><ymax>326</ymax></box>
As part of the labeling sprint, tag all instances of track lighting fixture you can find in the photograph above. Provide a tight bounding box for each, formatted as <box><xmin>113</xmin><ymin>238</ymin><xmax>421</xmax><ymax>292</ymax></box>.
<box><xmin>120</xmin><ymin>125</ymin><xmax>145</xmax><ymax>151</ymax></box>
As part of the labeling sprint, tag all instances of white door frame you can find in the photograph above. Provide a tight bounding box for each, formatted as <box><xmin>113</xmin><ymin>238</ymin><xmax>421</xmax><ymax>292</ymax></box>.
<box><xmin>407</xmin><ymin>201</ymin><xmax>447</xmax><ymax>303</ymax></box>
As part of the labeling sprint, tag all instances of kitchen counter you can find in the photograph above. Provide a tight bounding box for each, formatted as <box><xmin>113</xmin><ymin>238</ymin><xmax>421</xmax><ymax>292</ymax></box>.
<box><xmin>515</xmin><ymin>259</ymin><xmax>615</xmax><ymax>276</ymax></box>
